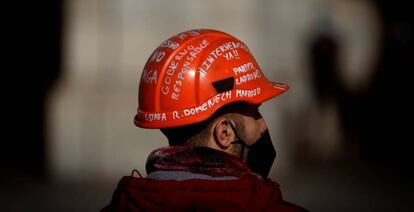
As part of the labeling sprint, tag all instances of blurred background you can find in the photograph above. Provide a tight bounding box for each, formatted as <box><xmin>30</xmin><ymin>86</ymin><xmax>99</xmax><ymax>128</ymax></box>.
<box><xmin>3</xmin><ymin>0</ymin><xmax>413</xmax><ymax>211</ymax></box>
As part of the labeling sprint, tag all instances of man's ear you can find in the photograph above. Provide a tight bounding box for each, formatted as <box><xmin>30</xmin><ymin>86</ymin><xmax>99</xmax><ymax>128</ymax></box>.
<box><xmin>213</xmin><ymin>118</ymin><xmax>236</xmax><ymax>149</ymax></box>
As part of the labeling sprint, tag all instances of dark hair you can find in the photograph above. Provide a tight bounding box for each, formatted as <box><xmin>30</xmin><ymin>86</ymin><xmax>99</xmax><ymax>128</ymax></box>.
<box><xmin>161</xmin><ymin>102</ymin><xmax>249</xmax><ymax>146</ymax></box>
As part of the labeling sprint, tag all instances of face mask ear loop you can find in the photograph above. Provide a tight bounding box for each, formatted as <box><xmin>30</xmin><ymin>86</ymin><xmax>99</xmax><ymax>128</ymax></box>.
<box><xmin>229</xmin><ymin>122</ymin><xmax>250</xmax><ymax>160</ymax></box>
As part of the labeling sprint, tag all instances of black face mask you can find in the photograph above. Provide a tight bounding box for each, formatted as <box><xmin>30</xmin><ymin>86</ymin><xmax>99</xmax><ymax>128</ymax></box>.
<box><xmin>230</xmin><ymin>124</ymin><xmax>276</xmax><ymax>179</ymax></box>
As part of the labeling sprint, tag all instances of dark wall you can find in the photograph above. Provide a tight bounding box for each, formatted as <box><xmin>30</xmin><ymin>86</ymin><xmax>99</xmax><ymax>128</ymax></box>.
<box><xmin>363</xmin><ymin>0</ymin><xmax>412</xmax><ymax>168</ymax></box>
<box><xmin>307</xmin><ymin>0</ymin><xmax>413</xmax><ymax>173</ymax></box>
<box><xmin>3</xmin><ymin>0</ymin><xmax>64</xmax><ymax>180</ymax></box>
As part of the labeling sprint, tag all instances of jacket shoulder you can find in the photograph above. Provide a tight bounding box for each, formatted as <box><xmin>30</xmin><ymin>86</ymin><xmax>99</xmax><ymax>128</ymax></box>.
<box><xmin>252</xmin><ymin>180</ymin><xmax>308</xmax><ymax>212</ymax></box>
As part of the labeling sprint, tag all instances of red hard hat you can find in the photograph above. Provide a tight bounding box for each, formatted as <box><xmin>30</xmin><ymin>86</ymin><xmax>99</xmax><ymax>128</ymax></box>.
<box><xmin>134</xmin><ymin>29</ymin><xmax>288</xmax><ymax>129</ymax></box>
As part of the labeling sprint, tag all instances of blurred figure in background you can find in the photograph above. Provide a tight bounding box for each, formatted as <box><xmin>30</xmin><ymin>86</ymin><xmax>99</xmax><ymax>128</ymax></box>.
<box><xmin>103</xmin><ymin>29</ymin><xmax>307</xmax><ymax>211</ymax></box>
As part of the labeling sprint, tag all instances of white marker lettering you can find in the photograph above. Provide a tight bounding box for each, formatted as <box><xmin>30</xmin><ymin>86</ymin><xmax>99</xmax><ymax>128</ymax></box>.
<box><xmin>172</xmin><ymin>111</ymin><xmax>180</xmax><ymax>120</ymax></box>
<box><xmin>141</xmin><ymin>69</ymin><xmax>158</xmax><ymax>84</ymax></box>
<box><xmin>233</xmin><ymin>62</ymin><xmax>255</xmax><ymax>75</ymax></box>
<box><xmin>144</xmin><ymin>113</ymin><xmax>167</xmax><ymax>122</ymax></box>
<box><xmin>236</xmin><ymin>87</ymin><xmax>261</xmax><ymax>98</ymax></box>
<box><xmin>160</xmin><ymin>39</ymin><xmax>180</xmax><ymax>50</ymax></box>
<box><xmin>177</xmin><ymin>30</ymin><xmax>201</xmax><ymax>40</ymax></box>
<box><xmin>223</xmin><ymin>51</ymin><xmax>234</xmax><ymax>60</ymax></box>
<box><xmin>200</xmin><ymin>42</ymin><xmax>248</xmax><ymax>72</ymax></box>
<box><xmin>235</xmin><ymin>69</ymin><xmax>261</xmax><ymax>85</ymax></box>
<box><xmin>149</xmin><ymin>50</ymin><xmax>166</xmax><ymax>63</ymax></box>
<box><xmin>162</xmin><ymin>49</ymin><xmax>188</xmax><ymax>96</ymax></box>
